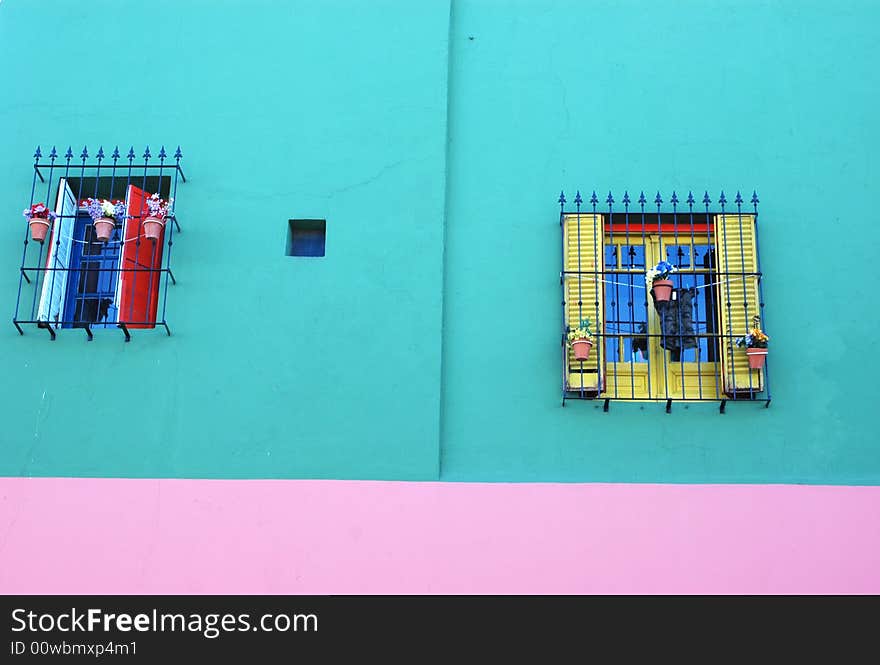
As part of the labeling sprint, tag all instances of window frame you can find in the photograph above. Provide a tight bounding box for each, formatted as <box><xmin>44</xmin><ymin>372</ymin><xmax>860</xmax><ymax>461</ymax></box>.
<box><xmin>559</xmin><ymin>193</ymin><xmax>770</xmax><ymax>411</ymax></box>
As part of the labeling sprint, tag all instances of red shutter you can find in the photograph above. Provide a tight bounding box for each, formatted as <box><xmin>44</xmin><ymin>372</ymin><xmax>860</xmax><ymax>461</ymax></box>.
<box><xmin>118</xmin><ymin>184</ymin><xmax>164</xmax><ymax>328</ymax></box>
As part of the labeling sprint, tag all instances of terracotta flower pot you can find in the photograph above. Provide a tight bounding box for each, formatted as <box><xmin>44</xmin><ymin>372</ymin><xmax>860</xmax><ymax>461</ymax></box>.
<box><xmin>94</xmin><ymin>217</ymin><xmax>116</xmax><ymax>242</ymax></box>
<box><xmin>571</xmin><ymin>339</ymin><xmax>592</xmax><ymax>361</ymax></box>
<box><xmin>746</xmin><ymin>347</ymin><xmax>767</xmax><ymax>369</ymax></box>
<box><xmin>651</xmin><ymin>278</ymin><xmax>674</xmax><ymax>302</ymax></box>
<box><xmin>143</xmin><ymin>216</ymin><xmax>166</xmax><ymax>241</ymax></box>
<box><xmin>29</xmin><ymin>217</ymin><xmax>51</xmax><ymax>243</ymax></box>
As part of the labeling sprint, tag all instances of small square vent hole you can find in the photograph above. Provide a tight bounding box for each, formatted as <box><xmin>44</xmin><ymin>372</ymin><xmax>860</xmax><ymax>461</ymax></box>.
<box><xmin>287</xmin><ymin>219</ymin><xmax>326</xmax><ymax>257</ymax></box>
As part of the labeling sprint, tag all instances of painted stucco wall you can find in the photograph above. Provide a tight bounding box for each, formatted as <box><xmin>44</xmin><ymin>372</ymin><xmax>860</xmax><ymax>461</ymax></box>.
<box><xmin>0</xmin><ymin>0</ymin><xmax>450</xmax><ymax>479</ymax></box>
<box><xmin>1</xmin><ymin>0</ymin><xmax>878</xmax><ymax>485</ymax></box>
<box><xmin>3</xmin><ymin>478</ymin><xmax>879</xmax><ymax>594</ymax></box>
<box><xmin>439</xmin><ymin>0</ymin><xmax>880</xmax><ymax>483</ymax></box>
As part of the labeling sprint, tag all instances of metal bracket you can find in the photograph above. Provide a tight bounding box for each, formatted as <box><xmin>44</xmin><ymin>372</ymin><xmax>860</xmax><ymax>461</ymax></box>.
<box><xmin>719</xmin><ymin>399</ymin><xmax>727</xmax><ymax>414</ymax></box>
<box><xmin>118</xmin><ymin>323</ymin><xmax>131</xmax><ymax>342</ymax></box>
<box><xmin>44</xmin><ymin>324</ymin><xmax>56</xmax><ymax>341</ymax></box>
<box><xmin>603</xmin><ymin>398</ymin><xmax>610</xmax><ymax>412</ymax></box>
<box><xmin>83</xmin><ymin>324</ymin><xmax>93</xmax><ymax>341</ymax></box>
<box><xmin>665</xmin><ymin>399</ymin><xmax>672</xmax><ymax>414</ymax></box>
<box><xmin>162</xmin><ymin>322</ymin><xmax>172</xmax><ymax>337</ymax></box>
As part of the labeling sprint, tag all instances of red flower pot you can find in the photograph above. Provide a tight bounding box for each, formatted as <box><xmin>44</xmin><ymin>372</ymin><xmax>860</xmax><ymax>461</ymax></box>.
<box><xmin>94</xmin><ymin>218</ymin><xmax>115</xmax><ymax>242</ymax></box>
<box><xmin>143</xmin><ymin>216</ymin><xmax>166</xmax><ymax>241</ymax></box>
<box><xmin>29</xmin><ymin>217</ymin><xmax>51</xmax><ymax>243</ymax></box>
<box><xmin>571</xmin><ymin>339</ymin><xmax>592</xmax><ymax>361</ymax></box>
<box><xmin>746</xmin><ymin>347</ymin><xmax>767</xmax><ymax>369</ymax></box>
<box><xmin>651</xmin><ymin>278</ymin><xmax>673</xmax><ymax>302</ymax></box>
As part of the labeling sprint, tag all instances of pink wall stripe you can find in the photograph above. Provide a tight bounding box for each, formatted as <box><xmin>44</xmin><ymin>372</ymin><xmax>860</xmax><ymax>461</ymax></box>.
<box><xmin>1</xmin><ymin>478</ymin><xmax>878</xmax><ymax>594</ymax></box>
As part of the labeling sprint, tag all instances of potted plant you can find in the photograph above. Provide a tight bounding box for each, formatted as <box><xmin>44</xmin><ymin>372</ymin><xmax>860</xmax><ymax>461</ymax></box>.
<box><xmin>646</xmin><ymin>260</ymin><xmax>677</xmax><ymax>302</ymax></box>
<box><xmin>735</xmin><ymin>317</ymin><xmax>770</xmax><ymax>369</ymax></box>
<box><xmin>143</xmin><ymin>193</ymin><xmax>173</xmax><ymax>241</ymax></box>
<box><xmin>22</xmin><ymin>203</ymin><xmax>58</xmax><ymax>243</ymax></box>
<box><xmin>568</xmin><ymin>318</ymin><xmax>595</xmax><ymax>361</ymax></box>
<box><xmin>82</xmin><ymin>198</ymin><xmax>126</xmax><ymax>242</ymax></box>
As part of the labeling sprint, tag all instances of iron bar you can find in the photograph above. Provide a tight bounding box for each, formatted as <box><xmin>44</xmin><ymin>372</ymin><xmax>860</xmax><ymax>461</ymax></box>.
<box><xmin>559</xmin><ymin>191</ymin><xmax>567</xmax><ymax>406</ymax></box>
<box><xmin>591</xmin><ymin>192</ymin><xmax>601</xmax><ymax>397</ymax></box>
<box><xmin>734</xmin><ymin>192</ymin><xmax>755</xmax><ymax>398</ymax></box>
<box><xmin>718</xmin><ymin>192</ymin><xmax>738</xmax><ymax>399</ymax></box>
<box><xmin>624</xmin><ymin>191</ymin><xmax>636</xmax><ymax>399</ymax></box>
<box><xmin>671</xmin><ymin>191</ymin><xmax>687</xmax><ymax>400</ymax></box>
<box><xmin>751</xmin><ymin>191</ymin><xmax>772</xmax><ymax>405</ymax></box>
<box><xmin>656</xmin><ymin>192</ymin><xmax>670</xmax><ymax>403</ymax></box>
<box><xmin>607</xmin><ymin>191</ymin><xmax>618</xmax><ymax>399</ymax></box>
<box><xmin>639</xmin><ymin>192</ymin><xmax>651</xmax><ymax>399</ymax></box>
<box><xmin>687</xmin><ymin>192</ymin><xmax>704</xmax><ymax>400</ymax></box>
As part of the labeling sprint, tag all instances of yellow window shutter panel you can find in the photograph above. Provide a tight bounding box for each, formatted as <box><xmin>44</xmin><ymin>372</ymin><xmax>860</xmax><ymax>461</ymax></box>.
<box><xmin>713</xmin><ymin>212</ymin><xmax>764</xmax><ymax>395</ymax></box>
<box><xmin>563</xmin><ymin>212</ymin><xmax>605</xmax><ymax>393</ymax></box>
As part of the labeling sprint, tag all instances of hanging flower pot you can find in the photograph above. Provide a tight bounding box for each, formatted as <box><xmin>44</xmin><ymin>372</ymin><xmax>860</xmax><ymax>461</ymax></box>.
<box><xmin>736</xmin><ymin>317</ymin><xmax>770</xmax><ymax>370</ymax></box>
<box><xmin>22</xmin><ymin>203</ymin><xmax>57</xmax><ymax>243</ymax></box>
<box><xmin>143</xmin><ymin>216</ymin><xmax>166</xmax><ymax>241</ymax></box>
<box><xmin>651</xmin><ymin>278</ymin><xmax>674</xmax><ymax>302</ymax></box>
<box><xmin>29</xmin><ymin>218</ymin><xmax>52</xmax><ymax>243</ymax></box>
<box><xmin>646</xmin><ymin>261</ymin><xmax>677</xmax><ymax>303</ymax></box>
<box><xmin>82</xmin><ymin>198</ymin><xmax>126</xmax><ymax>243</ymax></box>
<box><xmin>571</xmin><ymin>338</ymin><xmax>593</xmax><ymax>361</ymax></box>
<box><xmin>567</xmin><ymin>318</ymin><xmax>596</xmax><ymax>362</ymax></box>
<box><xmin>142</xmin><ymin>193</ymin><xmax>173</xmax><ymax>242</ymax></box>
<box><xmin>746</xmin><ymin>348</ymin><xmax>768</xmax><ymax>369</ymax></box>
<box><xmin>94</xmin><ymin>217</ymin><xmax>116</xmax><ymax>242</ymax></box>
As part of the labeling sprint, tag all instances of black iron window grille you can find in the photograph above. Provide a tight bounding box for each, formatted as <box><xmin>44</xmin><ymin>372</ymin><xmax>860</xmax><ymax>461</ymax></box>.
<box><xmin>559</xmin><ymin>189</ymin><xmax>771</xmax><ymax>413</ymax></box>
<box><xmin>13</xmin><ymin>145</ymin><xmax>185</xmax><ymax>341</ymax></box>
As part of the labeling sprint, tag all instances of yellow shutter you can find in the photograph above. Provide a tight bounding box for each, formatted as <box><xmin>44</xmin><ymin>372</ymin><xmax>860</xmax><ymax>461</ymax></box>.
<box><xmin>713</xmin><ymin>213</ymin><xmax>764</xmax><ymax>395</ymax></box>
<box><xmin>563</xmin><ymin>212</ymin><xmax>605</xmax><ymax>393</ymax></box>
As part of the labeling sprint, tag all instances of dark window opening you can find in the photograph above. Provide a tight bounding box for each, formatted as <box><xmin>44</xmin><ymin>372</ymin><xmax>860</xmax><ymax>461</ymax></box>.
<box><xmin>64</xmin><ymin>214</ymin><xmax>121</xmax><ymax>328</ymax></box>
<box><xmin>63</xmin><ymin>176</ymin><xmax>172</xmax><ymax>203</ymax></box>
<box><xmin>287</xmin><ymin>219</ymin><xmax>326</xmax><ymax>257</ymax></box>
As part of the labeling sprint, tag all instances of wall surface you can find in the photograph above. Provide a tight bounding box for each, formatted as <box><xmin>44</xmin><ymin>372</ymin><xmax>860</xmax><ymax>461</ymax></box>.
<box><xmin>1</xmin><ymin>0</ymin><xmax>878</xmax><ymax>596</ymax></box>
<box><xmin>440</xmin><ymin>0</ymin><xmax>880</xmax><ymax>483</ymax></box>
<box><xmin>0</xmin><ymin>1</ymin><xmax>878</xmax><ymax>484</ymax></box>
<box><xmin>0</xmin><ymin>0</ymin><xmax>450</xmax><ymax>480</ymax></box>
<box><xmin>2</xmin><ymin>478</ymin><xmax>879</xmax><ymax>594</ymax></box>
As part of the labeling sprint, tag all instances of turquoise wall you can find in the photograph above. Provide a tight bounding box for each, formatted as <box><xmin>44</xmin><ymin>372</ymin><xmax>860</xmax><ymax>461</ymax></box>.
<box><xmin>1</xmin><ymin>0</ymin><xmax>878</xmax><ymax>484</ymax></box>
<box><xmin>440</xmin><ymin>0</ymin><xmax>880</xmax><ymax>483</ymax></box>
<box><xmin>0</xmin><ymin>0</ymin><xmax>450</xmax><ymax>479</ymax></box>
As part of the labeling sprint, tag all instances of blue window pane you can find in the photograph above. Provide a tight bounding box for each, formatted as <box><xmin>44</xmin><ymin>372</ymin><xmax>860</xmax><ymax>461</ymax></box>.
<box><xmin>604</xmin><ymin>244</ymin><xmax>617</xmax><ymax>269</ymax></box>
<box><xmin>693</xmin><ymin>244</ymin><xmax>715</xmax><ymax>270</ymax></box>
<box><xmin>666</xmin><ymin>244</ymin><xmax>690</xmax><ymax>268</ymax></box>
<box><xmin>605</xmin><ymin>269</ymin><xmax>649</xmax><ymax>364</ymax></box>
<box><xmin>623</xmin><ymin>245</ymin><xmax>644</xmax><ymax>269</ymax></box>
